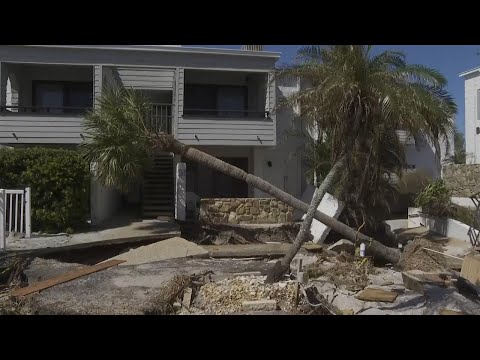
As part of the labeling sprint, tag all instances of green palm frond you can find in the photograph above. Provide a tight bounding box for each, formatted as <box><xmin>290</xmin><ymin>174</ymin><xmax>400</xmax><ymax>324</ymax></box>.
<box><xmin>80</xmin><ymin>85</ymin><xmax>154</xmax><ymax>192</ymax></box>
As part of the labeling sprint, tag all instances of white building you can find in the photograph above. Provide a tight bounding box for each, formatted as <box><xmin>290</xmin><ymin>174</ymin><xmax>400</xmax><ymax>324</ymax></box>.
<box><xmin>460</xmin><ymin>66</ymin><xmax>480</xmax><ymax>164</ymax></box>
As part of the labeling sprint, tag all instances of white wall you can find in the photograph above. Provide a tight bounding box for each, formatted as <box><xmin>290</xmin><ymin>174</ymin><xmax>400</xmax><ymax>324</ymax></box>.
<box><xmin>90</xmin><ymin>166</ymin><xmax>122</xmax><ymax>225</ymax></box>
<box><xmin>253</xmin><ymin>76</ymin><xmax>306</xmax><ymax>199</ymax></box>
<box><xmin>464</xmin><ymin>71</ymin><xmax>480</xmax><ymax>164</ymax></box>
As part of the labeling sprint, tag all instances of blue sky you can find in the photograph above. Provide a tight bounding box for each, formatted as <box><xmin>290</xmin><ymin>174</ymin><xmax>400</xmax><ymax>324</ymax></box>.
<box><xmin>193</xmin><ymin>45</ymin><xmax>480</xmax><ymax>134</ymax></box>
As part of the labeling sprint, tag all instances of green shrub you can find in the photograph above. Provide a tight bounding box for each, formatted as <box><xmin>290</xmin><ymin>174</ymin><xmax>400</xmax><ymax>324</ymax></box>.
<box><xmin>0</xmin><ymin>147</ymin><xmax>90</xmax><ymax>233</ymax></box>
<box><xmin>414</xmin><ymin>179</ymin><xmax>451</xmax><ymax>217</ymax></box>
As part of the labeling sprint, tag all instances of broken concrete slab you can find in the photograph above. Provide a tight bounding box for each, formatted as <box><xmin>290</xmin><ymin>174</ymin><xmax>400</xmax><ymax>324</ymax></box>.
<box><xmin>328</xmin><ymin>239</ymin><xmax>355</xmax><ymax>255</ymax></box>
<box><xmin>242</xmin><ymin>300</ymin><xmax>277</xmax><ymax>311</ymax></box>
<box><xmin>439</xmin><ymin>309</ymin><xmax>464</xmax><ymax>315</ymax></box>
<box><xmin>305</xmin><ymin>192</ymin><xmax>344</xmax><ymax>244</ymax></box>
<box><xmin>402</xmin><ymin>270</ymin><xmax>447</xmax><ymax>294</ymax></box>
<box><xmin>355</xmin><ymin>288</ymin><xmax>398</xmax><ymax>303</ymax></box>
<box><xmin>105</xmin><ymin>237</ymin><xmax>209</xmax><ymax>266</ymax></box>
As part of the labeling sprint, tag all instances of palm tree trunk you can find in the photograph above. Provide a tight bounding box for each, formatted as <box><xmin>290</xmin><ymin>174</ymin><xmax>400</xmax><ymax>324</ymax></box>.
<box><xmin>265</xmin><ymin>156</ymin><xmax>345</xmax><ymax>283</ymax></box>
<box><xmin>161</xmin><ymin>137</ymin><xmax>400</xmax><ymax>265</ymax></box>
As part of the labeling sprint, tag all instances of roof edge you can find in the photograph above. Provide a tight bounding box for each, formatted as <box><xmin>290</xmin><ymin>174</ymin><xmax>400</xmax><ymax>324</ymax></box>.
<box><xmin>22</xmin><ymin>45</ymin><xmax>281</xmax><ymax>59</ymax></box>
<box><xmin>459</xmin><ymin>66</ymin><xmax>480</xmax><ymax>78</ymax></box>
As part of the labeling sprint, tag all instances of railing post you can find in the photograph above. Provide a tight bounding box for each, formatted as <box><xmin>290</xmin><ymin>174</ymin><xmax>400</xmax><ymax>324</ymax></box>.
<box><xmin>0</xmin><ymin>189</ymin><xmax>6</xmax><ymax>251</ymax></box>
<box><xmin>25</xmin><ymin>187</ymin><xmax>31</xmax><ymax>238</ymax></box>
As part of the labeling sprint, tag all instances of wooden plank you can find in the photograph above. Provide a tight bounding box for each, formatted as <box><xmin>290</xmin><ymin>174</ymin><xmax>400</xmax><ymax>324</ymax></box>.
<box><xmin>355</xmin><ymin>288</ymin><xmax>398</xmax><ymax>303</ymax></box>
<box><xmin>201</xmin><ymin>244</ymin><xmax>321</xmax><ymax>258</ymax></box>
<box><xmin>460</xmin><ymin>254</ymin><xmax>480</xmax><ymax>285</ymax></box>
<box><xmin>10</xmin><ymin>260</ymin><xmax>126</xmax><ymax>297</ymax></box>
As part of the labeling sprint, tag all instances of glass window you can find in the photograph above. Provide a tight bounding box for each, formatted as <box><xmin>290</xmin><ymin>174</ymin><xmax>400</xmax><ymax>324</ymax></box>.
<box><xmin>33</xmin><ymin>81</ymin><xmax>93</xmax><ymax>113</ymax></box>
<box><xmin>184</xmin><ymin>84</ymin><xmax>247</xmax><ymax>117</ymax></box>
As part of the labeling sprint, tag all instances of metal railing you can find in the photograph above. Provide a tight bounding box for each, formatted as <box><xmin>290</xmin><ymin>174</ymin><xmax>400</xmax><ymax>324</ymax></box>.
<box><xmin>0</xmin><ymin>187</ymin><xmax>31</xmax><ymax>250</ymax></box>
<box><xmin>0</xmin><ymin>105</ymin><xmax>91</xmax><ymax>115</ymax></box>
<box><xmin>146</xmin><ymin>103</ymin><xmax>172</xmax><ymax>134</ymax></box>
<box><xmin>468</xmin><ymin>191</ymin><xmax>480</xmax><ymax>248</ymax></box>
<box><xmin>183</xmin><ymin>108</ymin><xmax>270</xmax><ymax>119</ymax></box>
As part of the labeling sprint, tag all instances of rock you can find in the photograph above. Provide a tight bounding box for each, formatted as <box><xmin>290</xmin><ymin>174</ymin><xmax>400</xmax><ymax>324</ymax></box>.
<box><xmin>278</xmin><ymin>213</ymin><xmax>286</xmax><ymax>223</ymax></box>
<box><xmin>402</xmin><ymin>270</ymin><xmax>447</xmax><ymax>294</ymax></box>
<box><xmin>228</xmin><ymin>212</ymin><xmax>238</xmax><ymax>224</ymax></box>
<box><xmin>182</xmin><ymin>288</ymin><xmax>193</xmax><ymax>307</ymax></box>
<box><xmin>341</xmin><ymin>309</ymin><xmax>354</xmax><ymax>315</ymax></box>
<box><xmin>439</xmin><ymin>309</ymin><xmax>464</xmax><ymax>315</ymax></box>
<box><xmin>286</xmin><ymin>212</ymin><xmax>293</xmax><ymax>222</ymax></box>
<box><xmin>220</xmin><ymin>204</ymin><xmax>230</xmax><ymax>212</ymax></box>
<box><xmin>236</xmin><ymin>205</ymin><xmax>246</xmax><ymax>215</ymax></box>
<box><xmin>250</xmin><ymin>207</ymin><xmax>259</xmax><ymax>215</ymax></box>
<box><xmin>242</xmin><ymin>300</ymin><xmax>277</xmax><ymax>311</ymax></box>
<box><xmin>237</xmin><ymin>215</ymin><xmax>253</xmax><ymax>222</ymax></box>
<box><xmin>327</xmin><ymin>239</ymin><xmax>355</xmax><ymax>255</ymax></box>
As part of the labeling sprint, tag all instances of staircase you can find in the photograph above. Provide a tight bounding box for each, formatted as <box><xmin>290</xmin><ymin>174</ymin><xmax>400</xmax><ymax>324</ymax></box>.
<box><xmin>142</xmin><ymin>153</ymin><xmax>175</xmax><ymax>220</ymax></box>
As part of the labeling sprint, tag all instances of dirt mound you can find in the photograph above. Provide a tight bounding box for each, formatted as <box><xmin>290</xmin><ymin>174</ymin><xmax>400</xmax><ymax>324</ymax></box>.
<box><xmin>399</xmin><ymin>238</ymin><xmax>447</xmax><ymax>272</ymax></box>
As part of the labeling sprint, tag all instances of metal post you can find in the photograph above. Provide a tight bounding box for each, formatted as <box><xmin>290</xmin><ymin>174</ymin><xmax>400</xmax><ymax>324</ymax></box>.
<box><xmin>25</xmin><ymin>187</ymin><xmax>31</xmax><ymax>238</ymax></box>
<box><xmin>0</xmin><ymin>189</ymin><xmax>6</xmax><ymax>250</ymax></box>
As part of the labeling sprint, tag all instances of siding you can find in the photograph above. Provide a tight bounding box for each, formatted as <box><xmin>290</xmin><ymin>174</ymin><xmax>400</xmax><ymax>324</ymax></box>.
<box><xmin>116</xmin><ymin>67</ymin><xmax>175</xmax><ymax>90</ymax></box>
<box><xmin>177</xmin><ymin>118</ymin><xmax>275</xmax><ymax>146</ymax></box>
<box><xmin>94</xmin><ymin>65</ymin><xmax>102</xmax><ymax>107</ymax></box>
<box><xmin>0</xmin><ymin>114</ymin><xmax>85</xmax><ymax>144</ymax></box>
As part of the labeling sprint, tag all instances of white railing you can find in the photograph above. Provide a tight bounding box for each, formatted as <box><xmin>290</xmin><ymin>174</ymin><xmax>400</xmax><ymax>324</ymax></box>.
<box><xmin>0</xmin><ymin>187</ymin><xmax>31</xmax><ymax>250</ymax></box>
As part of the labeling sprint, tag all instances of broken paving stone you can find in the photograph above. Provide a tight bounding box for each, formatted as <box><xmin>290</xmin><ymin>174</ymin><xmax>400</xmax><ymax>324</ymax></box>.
<box><xmin>402</xmin><ymin>270</ymin><xmax>447</xmax><ymax>294</ymax></box>
<box><xmin>327</xmin><ymin>239</ymin><xmax>355</xmax><ymax>255</ymax></box>
<box><xmin>242</xmin><ymin>300</ymin><xmax>277</xmax><ymax>311</ymax></box>
<box><xmin>355</xmin><ymin>287</ymin><xmax>398</xmax><ymax>303</ymax></box>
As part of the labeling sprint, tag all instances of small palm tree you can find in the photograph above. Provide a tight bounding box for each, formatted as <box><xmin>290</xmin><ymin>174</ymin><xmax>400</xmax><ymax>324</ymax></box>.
<box><xmin>81</xmin><ymin>85</ymin><xmax>402</xmax><ymax>268</ymax></box>
<box><xmin>266</xmin><ymin>45</ymin><xmax>456</xmax><ymax>282</ymax></box>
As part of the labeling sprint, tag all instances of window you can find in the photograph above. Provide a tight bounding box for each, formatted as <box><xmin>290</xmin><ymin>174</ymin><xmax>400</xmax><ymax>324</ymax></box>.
<box><xmin>184</xmin><ymin>84</ymin><xmax>247</xmax><ymax>117</ymax></box>
<box><xmin>33</xmin><ymin>81</ymin><xmax>93</xmax><ymax>113</ymax></box>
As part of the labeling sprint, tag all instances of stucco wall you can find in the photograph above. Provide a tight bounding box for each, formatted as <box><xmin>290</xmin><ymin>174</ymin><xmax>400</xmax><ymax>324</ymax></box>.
<box><xmin>442</xmin><ymin>163</ymin><xmax>480</xmax><ymax>197</ymax></box>
<box><xmin>199</xmin><ymin>198</ymin><xmax>294</xmax><ymax>224</ymax></box>
<box><xmin>464</xmin><ymin>72</ymin><xmax>480</xmax><ymax>164</ymax></box>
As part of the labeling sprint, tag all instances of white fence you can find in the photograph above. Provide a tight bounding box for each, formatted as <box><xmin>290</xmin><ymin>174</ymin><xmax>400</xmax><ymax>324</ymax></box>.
<box><xmin>0</xmin><ymin>187</ymin><xmax>31</xmax><ymax>250</ymax></box>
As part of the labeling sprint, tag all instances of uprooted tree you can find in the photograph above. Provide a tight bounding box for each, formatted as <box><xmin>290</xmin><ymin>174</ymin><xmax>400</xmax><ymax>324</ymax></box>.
<box><xmin>80</xmin><ymin>86</ymin><xmax>401</xmax><ymax>265</ymax></box>
<box><xmin>264</xmin><ymin>45</ymin><xmax>457</xmax><ymax>282</ymax></box>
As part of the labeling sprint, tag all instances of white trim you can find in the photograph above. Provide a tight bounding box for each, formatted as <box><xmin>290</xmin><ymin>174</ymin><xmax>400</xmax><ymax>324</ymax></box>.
<box><xmin>2</xmin><ymin>60</ymin><xmax>273</xmax><ymax>73</ymax></box>
<box><xmin>22</xmin><ymin>45</ymin><xmax>281</xmax><ymax>58</ymax></box>
<box><xmin>459</xmin><ymin>66</ymin><xmax>480</xmax><ymax>78</ymax></box>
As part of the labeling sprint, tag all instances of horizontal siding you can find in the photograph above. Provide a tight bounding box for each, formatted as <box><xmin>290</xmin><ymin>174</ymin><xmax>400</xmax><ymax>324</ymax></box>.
<box><xmin>116</xmin><ymin>67</ymin><xmax>175</xmax><ymax>89</ymax></box>
<box><xmin>0</xmin><ymin>114</ymin><xmax>85</xmax><ymax>144</ymax></box>
<box><xmin>396</xmin><ymin>130</ymin><xmax>415</xmax><ymax>145</ymax></box>
<box><xmin>177</xmin><ymin>117</ymin><xmax>275</xmax><ymax>146</ymax></box>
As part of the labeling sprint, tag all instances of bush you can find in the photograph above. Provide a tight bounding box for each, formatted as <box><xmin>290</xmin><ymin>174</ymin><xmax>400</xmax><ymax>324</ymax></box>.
<box><xmin>0</xmin><ymin>147</ymin><xmax>90</xmax><ymax>233</ymax></box>
<box><xmin>414</xmin><ymin>179</ymin><xmax>451</xmax><ymax>217</ymax></box>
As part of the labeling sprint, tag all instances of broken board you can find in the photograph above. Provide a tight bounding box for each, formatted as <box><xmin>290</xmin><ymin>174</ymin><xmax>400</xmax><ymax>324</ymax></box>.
<box><xmin>10</xmin><ymin>260</ymin><xmax>125</xmax><ymax>297</ymax></box>
<box><xmin>355</xmin><ymin>288</ymin><xmax>398</xmax><ymax>303</ymax></box>
<box><xmin>201</xmin><ymin>243</ymin><xmax>322</xmax><ymax>258</ymax></box>
<box><xmin>460</xmin><ymin>254</ymin><xmax>480</xmax><ymax>286</ymax></box>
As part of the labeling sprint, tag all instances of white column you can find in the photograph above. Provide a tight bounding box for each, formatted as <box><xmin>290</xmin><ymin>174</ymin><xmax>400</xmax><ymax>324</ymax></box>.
<box><xmin>175</xmin><ymin>162</ymin><xmax>186</xmax><ymax>221</ymax></box>
<box><xmin>25</xmin><ymin>187</ymin><xmax>31</xmax><ymax>238</ymax></box>
<box><xmin>0</xmin><ymin>189</ymin><xmax>6</xmax><ymax>250</ymax></box>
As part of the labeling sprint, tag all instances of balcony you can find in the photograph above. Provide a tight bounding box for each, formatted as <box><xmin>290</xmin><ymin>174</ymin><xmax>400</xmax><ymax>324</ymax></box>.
<box><xmin>145</xmin><ymin>103</ymin><xmax>172</xmax><ymax>134</ymax></box>
<box><xmin>177</xmin><ymin>69</ymin><xmax>275</xmax><ymax>146</ymax></box>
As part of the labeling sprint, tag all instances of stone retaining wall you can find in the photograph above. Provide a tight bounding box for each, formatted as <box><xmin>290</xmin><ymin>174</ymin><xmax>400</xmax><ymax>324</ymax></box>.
<box><xmin>442</xmin><ymin>164</ymin><xmax>480</xmax><ymax>197</ymax></box>
<box><xmin>199</xmin><ymin>198</ymin><xmax>295</xmax><ymax>224</ymax></box>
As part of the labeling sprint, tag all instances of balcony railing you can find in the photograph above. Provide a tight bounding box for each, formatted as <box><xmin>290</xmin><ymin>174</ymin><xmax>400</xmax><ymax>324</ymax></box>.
<box><xmin>146</xmin><ymin>103</ymin><xmax>172</xmax><ymax>134</ymax></box>
<box><xmin>0</xmin><ymin>105</ymin><xmax>91</xmax><ymax>115</ymax></box>
<box><xmin>183</xmin><ymin>108</ymin><xmax>270</xmax><ymax>119</ymax></box>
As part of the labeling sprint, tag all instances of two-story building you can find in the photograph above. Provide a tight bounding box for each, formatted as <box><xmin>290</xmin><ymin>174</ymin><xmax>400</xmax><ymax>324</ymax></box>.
<box><xmin>0</xmin><ymin>45</ymin><xmax>308</xmax><ymax>225</ymax></box>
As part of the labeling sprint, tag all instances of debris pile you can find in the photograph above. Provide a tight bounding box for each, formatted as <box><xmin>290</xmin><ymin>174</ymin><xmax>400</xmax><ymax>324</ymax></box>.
<box><xmin>400</xmin><ymin>238</ymin><xmax>447</xmax><ymax>272</ymax></box>
<box><xmin>190</xmin><ymin>276</ymin><xmax>298</xmax><ymax>314</ymax></box>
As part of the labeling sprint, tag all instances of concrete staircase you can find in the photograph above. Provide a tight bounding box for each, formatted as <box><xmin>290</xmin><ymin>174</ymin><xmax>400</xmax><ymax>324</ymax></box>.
<box><xmin>142</xmin><ymin>153</ymin><xmax>175</xmax><ymax>220</ymax></box>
